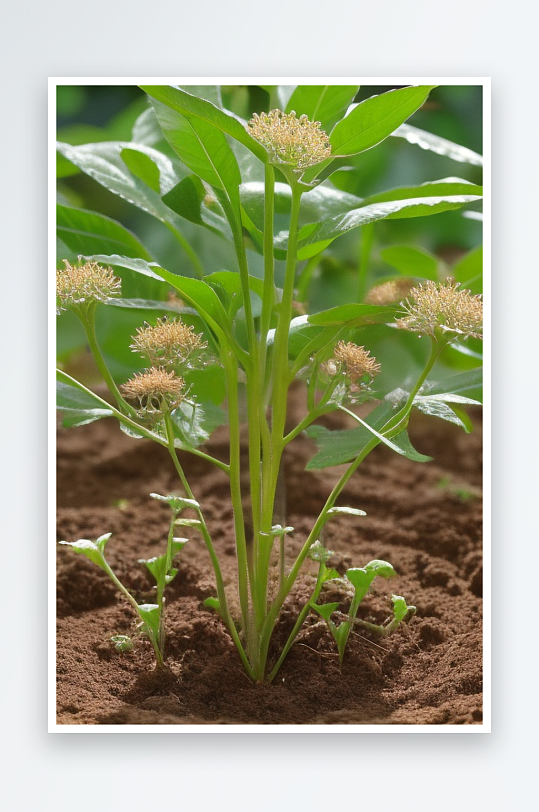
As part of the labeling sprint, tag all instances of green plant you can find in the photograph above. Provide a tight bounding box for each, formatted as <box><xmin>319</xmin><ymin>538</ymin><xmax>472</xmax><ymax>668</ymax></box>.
<box><xmin>57</xmin><ymin>84</ymin><xmax>483</xmax><ymax>682</ymax></box>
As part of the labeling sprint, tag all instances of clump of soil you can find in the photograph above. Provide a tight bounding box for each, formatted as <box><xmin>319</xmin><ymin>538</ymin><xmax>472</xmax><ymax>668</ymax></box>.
<box><xmin>56</xmin><ymin>397</ymin><xmax>483</xmax><ymax>726</ymax></box>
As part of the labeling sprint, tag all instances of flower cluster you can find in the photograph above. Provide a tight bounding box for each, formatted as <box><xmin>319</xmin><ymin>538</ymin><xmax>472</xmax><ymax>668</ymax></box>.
<box><xmin>396</xmin><ymin>279</ymin><xmax>483</xmax><ymax>340</ymax></box>
<box><xmin>330</xmin><ymin>341</ymin><xmax>381</xmax><ymax>383</ymax></box>
<box><xmin>248</xmin><ymin>110</ymin><xmax>332</xmax><ymax>171</ymax></box>
<box><xmin>121</xmin><ymin>368</ymin><xmax>185</xmax><ymax>417</ymax></box>
<box><xmin>130</xmin><ymin>317</ymin><xmax>208</xmax><ymax>368</ymax></box>
<box><xmin>56</xmin><ymin>259</ymin><xmax>121</xmax><ymax>313</ymax></box>
<box><xmin>365</xmin><ymin>278</ymin><xmax>414</xmax><ymax>306</ymax></box>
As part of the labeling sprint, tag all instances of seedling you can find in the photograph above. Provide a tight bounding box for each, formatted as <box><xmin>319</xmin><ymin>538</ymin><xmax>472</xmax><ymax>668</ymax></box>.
<box><xmin>57</xmin><ymin>84</ymin><xmax>483</xmax><ymax>681</ymax></box>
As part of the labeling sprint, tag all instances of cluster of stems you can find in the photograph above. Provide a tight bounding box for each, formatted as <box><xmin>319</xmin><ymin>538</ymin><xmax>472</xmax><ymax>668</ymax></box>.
<box><xmin>58</xmin><ymin>135</ymin><xmax>475</xmax><ymax>683</ymax></box>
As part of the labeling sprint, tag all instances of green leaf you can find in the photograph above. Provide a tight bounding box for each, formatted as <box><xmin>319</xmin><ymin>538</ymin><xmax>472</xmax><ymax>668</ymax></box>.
<box><xmin>277</xmin><ymin>191</ymin><xmax>482</xmax><ymax>260</ymax></box>
<box><xmin>240</xmin><ymin>181</ymin><xmax>363</xmax><ymax>235</ymax></box>
<box><xmin>56</xmin><ymin>141</ymin><xmax>183</xmax><ymax>225</ymax></box>
<box><xmin>424</xmin><ymin>368</ymin><xmax>483</xmax><ymax>401</ymax></box>
<box><xmin>285</xmin><ymin>85</ymin><xmax>359</xmax><ymax>130</ymax></box>
<box><xmin>57</xmin><ymin>204</ymin><xmax>154</xmax><ymax>260</ymax></box>
<box><xmin>140</xmin><ymin>85</ymin><xmax>268</xmax><ymax>163</ymax></box>
<box><xmin>311</xmin><ymin>602</ymin><xmax>340</xmax><ymax>623</ymax></box>
<box><xmin>305</xmin><ymin>401</ymin><xmax>432</xmax><ymax>469</ymax></box>
<box><xmin>120</xmin><ymin>147</ymin><xmax>161</xmax><ymax>192</ymax></box>
<box><xmin>136</xmin><ymin>603</ymin><xmax>161</xmax><ymax>638</ymax></box>
<box><xmin>110</xmin><ymin>634</ymin><xmax>134</xmax><ymax>653</ymax></box>
<box><xmin>391</xmin><ymin>123</ymin><xmax>483</xmax><ymax>166</ymax></box>
<box><xmin>58</xmin><ymin>538</ymin><xmax>107</xmax><ymax>570</ymax></box>
<box><xmin>344</xmin><ymin>567</ymin><xmax>375</xmax><ymax>601</ymax></box>
<box><xmin>140</xmin><ymin>554</ymin><xmax>168</xmax><ymax>585</ymax></box>
<box><xmin>204</xmin><ymin>596</ymin><xmax>221</xmax><ymax>612</ymax></box>
<box><xmin>105</xmin><ymin>297</ymin><xmax>196</xmax><ymax>313</ymax></box>
<box><xmin>413</xmin><ymin>393</ymin><xmax>480</xmax><ymax>432</ymax></box>
<box><xmin>364</xmin><ymin>178</ymin><xmax>483</xmax><ymax>206</ymax></box>
<box><xmin>204</xmin><ymin>270</ymin><xmax>265</xmax><ymax>318</ymax></box>
<box><xmin>150</xmin><ymin>266</ymin><xmax>232</xmax><ymax>334</ymax></box>
<box><xmin>150</xmin><ymin>493</ymin><xmax>200</xmax><ymax>512</ymax></box>
<box><xmin>452</xmin><ymin>245</ymin><xmax>482</xmax><ymax>293</ymax></box>
<box><xmin>162</xmin><ymin>176</ymin><xmax>231</xmax><ymax>239</ymax></box>
<box><xmin>329</xmin><ymin>86</ymin><xmax>437</xmax><ymax>157</ymax></box>
<box><xmin>150</xmin><ymin>98</ymin><xmax>242</xmax><ymax>212</ymax></box>
<box><xmin>170</xmin><ymin>400</ymin><xmax>209</xmax><ymax>448</ymax></box>
<box><xmin>389</xmin><ymin>431</ymin><xmax>433</xmax><ymax>462</ymax></box>
<box><xmin>307</xmin><ymin>303</ymin><xmax>396</xmax><ymax>327</ymax></box>
<box><xmin>57</xmin><ymin>380</ymin><xmax>113</xmax><ymax>427</ymax></box>
<box><xmin>325</xmin><ymin>506</ymin><xmax>367</xmax><ymax>519</ymax></box>
<box><xmin>364</xmin><ymin>559</ymin><xmax>397</xmax><ymax>578</ymax></box>
<box><xmin>380</xmin><ymin>245</ymin><xmax>439</xmax><ymax>281</ymax></box>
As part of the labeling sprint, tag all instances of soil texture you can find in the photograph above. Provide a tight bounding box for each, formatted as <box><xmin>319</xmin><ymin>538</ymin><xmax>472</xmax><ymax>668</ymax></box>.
<box><xmin>56</xmin><ymin>392</ymin><xmax>483</xmax><ymax>726</ymax></box>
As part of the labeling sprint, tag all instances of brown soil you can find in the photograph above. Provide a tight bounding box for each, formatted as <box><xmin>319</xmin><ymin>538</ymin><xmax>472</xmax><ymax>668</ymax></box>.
<box><xmin>56</xmin><ymin>391</ymin><xmax>483</xmax><ymax>726</ymax></box>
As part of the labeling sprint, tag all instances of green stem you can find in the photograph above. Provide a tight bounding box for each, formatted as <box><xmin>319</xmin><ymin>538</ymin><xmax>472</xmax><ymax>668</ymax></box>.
<box><xmin>163</xmin><ymin>412</ymin><xmax>254</xmax><ymax>679</ymax></box>
<box><xmin>259</xmin><ymin>336</ymin><xmax>445</xmax><ymax>679</ymax></box>
<box><xmin>80</xmin><ymin>312</ymin><xmax>136</xmax><ymax>416</ymax></box>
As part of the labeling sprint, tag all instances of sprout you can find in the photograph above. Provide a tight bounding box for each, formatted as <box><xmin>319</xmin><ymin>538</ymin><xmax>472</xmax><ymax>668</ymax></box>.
<box><xmin>121</xmin><ymin>367</ymin><xmax>185</xmax><ymax>416</ymax></box>
<box><xmin>396</xmin><ymin>279</ymin><xmax>483</xmax><ymax>340</ymax></box>
<box><xmin>248</xmin><ymin>109</ymin><xmax>332</xmax><ymax>171</ymax></box>
<box><xmin>56</xmin><ymin>259</ymin><xmax>121</xmax><ymax>313</ymax></box>
<box><xmin>130</xmin><ymin>317</ymin><xmax>208</xmax><ymax>368</ymax></box>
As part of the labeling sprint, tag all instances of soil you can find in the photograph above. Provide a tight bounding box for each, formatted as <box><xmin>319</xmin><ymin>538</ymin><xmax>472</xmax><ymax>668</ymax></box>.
<box><xmin>56</xmin><ymin>388</ymin><xmax>483</xmax><ymax>726</ymax></box>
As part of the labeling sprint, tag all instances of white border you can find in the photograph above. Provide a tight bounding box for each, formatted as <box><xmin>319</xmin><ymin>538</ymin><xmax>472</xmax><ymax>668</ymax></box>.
<box><xmin>49</xmin><ymin>78</ymin><xmax>490</xmax><ymax>733</ymax></box>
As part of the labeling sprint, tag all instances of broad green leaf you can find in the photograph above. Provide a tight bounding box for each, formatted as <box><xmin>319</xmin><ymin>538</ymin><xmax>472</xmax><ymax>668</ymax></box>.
<box><xmin>240</xmin><ymin>181</ymin><xmax>363</xmax><ymax>234</ymax></box>
<box><xmin>162</xmin><ymin>176</ymin><xmax>231</xmax><ymax>239</ymax></box>
<box><xmin>56</xmin><ymin>141</ymin><xmax>183</xmax><ymax>224</ymax></box>
<box><xmin>57</xmin><ymin>380</ymin><xmax>113</xmax><ymax>427</ymax></box>
<box><xmin>391</xmin><ymin>123</ymin><xmax>483</xmax><ymax>166</ymax></box>
<box><xmin>344</xmin><ymin>567</ymin><xmax>375</xmax><ymax>601</ymax></box>
<box><xmin>276</xmin><ymin>192</ymin><xmax>482</xmax><ymax>260</ymax></box>
<box><xmin>57</xmin><ymin>204</ymin><xmax>153</xmax><ymax>261</ymax></box>
<box><xmin>151</xmin><ymin>267</ymin><xmax>232</xmax><ymax>333</ymax></box>
<box><xmin>380</xmin><ymin>245</ymin><xmax>439</xmax><ymax>281</ymax></box>
<box><xmin>105</xmin><ymin>297</ymin><xmax>197</xmax><ymax>313</ymax></box>
<box><xmin>307</xmin><ymin>303</ymin><xmax>396</xmax><ymax>327</ymax></box>
<box><xmin>364</xmin><ymin>178</ymin><xmax>483</xmax><ymax>206</ymax></box>
<box><xmin>389</xmin><ymin>430</ymin><xmax>433</xmax><ymax>462</ymax></box>
<box><xmin>204</xmin><ymin>597</ymin><xmax>221</xmax><ymax>612</ymax></box>
<box><xmin>140</xmin><ymin>85</ymin><xmax>268</xmax><ymax>163</ymax></box>
<box><xmin>452</xmin><ymin>245</ymin><xmax>482</xmax><ymax>294</ymax></box>
<box><xmin>170</xmin><ymin>400</ymin><xmax>213</xmax><ymax>448</ymax></box>
<box><xmin>120</xmin><ymin>147</ymin><xmax>162</xmax><ymax>192</ymax></box>
<box><xmin>150</xmin><ymin>99</ymin><xmax>242</xmax><ymax>210</ymax></box>
<box><xmin>131</xmin><ymin>107</ymin><xmax>164</xmax><ymax>147</ymax></box>
<box><xmin>413</xmin><ymin>393</ymin><xmax>480</xmax><ymax>432</ymax></box>
<box><xmin>204</xmin><ymin>270</ymin><xmax>265</xmax><ymax>318</ymax></box>
<box><xmin>329</xmin><ymin>86</ymin><xmax>437</xmax><ymax>157</ymax></box>
<box><xmin>424</xmin><ymin>368</ymin><xmax>483</xmax><ymax>401</ymax></box>
<box><xmin>305</xmin><ymin>401</ymin><xmax>432</xmax><ymax>469</ymax></box>
<box><xmin>285</xmin><ymin>85</ymin><xmax>359</xmax><ymax>130</ymax></box>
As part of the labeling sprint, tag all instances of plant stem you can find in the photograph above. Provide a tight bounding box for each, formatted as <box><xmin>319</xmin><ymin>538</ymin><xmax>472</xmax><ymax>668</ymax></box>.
<box><xmin>163</xmin><ymin>412</ymin><xmax>254</xmax><ymax>679</ymax></box>
<box><xmin>80</xmin><ymin>311</ymin><xmax>136</xmax><ymax>416</ymax></box>
<box><xmin>260</xmin><ymin>335</ymin><xmax>445</xmax><ymax>678</ymax></box>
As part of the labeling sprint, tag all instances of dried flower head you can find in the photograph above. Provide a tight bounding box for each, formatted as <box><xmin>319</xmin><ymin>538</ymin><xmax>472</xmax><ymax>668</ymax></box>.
<box><xmin>121</xmin><ymin>367</ymin><xmax>185</xmax><ymax>416</ymax></box>
<box><xmin>330</xmin><ymin>341</ymin><xmax>381</xmax><ymax>383</ymax></box>
<box><xmin>396</xmin><ymin>279</ymin><xmax>483</xmax><ymax>339</ymax></box>
<box><xmin>56</xmin><ymin>259</ymin><xmax>121</xmax><ymax>313</ymax></box>
<box><xmin>365</xmin><ymin>278</ymin><xmax>415</xmax><ymax>306</ymax></box>
<box><xmin>130</xmin><ymin>317</ymin><xmax>208</xmax><ymax>368</ymax></box>
<box><xmin>248</xmin><ymin>109</ymin><xmax>332</xmax><ymax>171</ymax></box>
